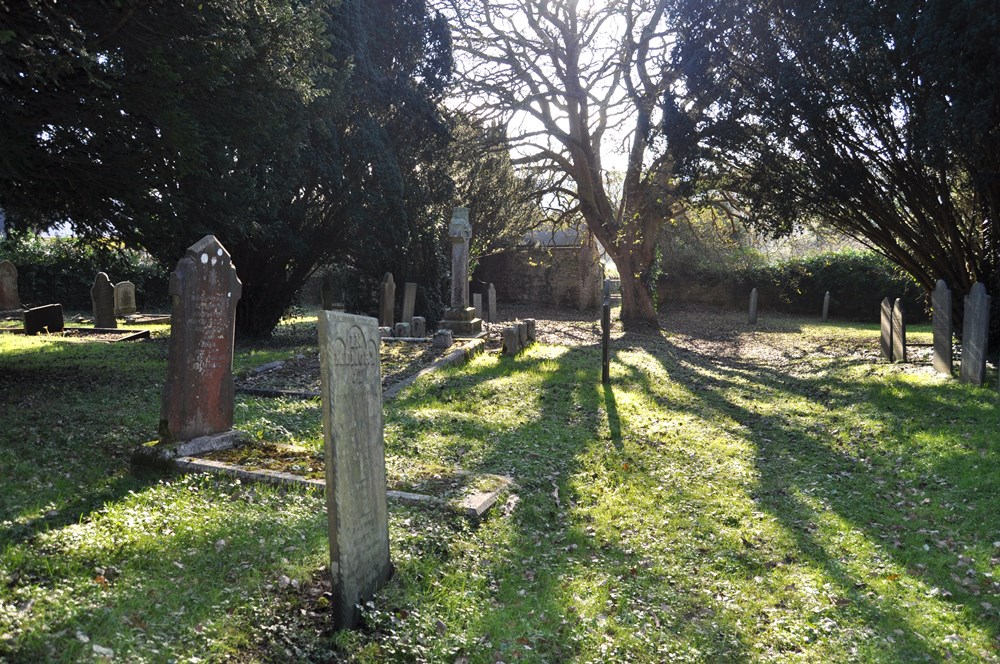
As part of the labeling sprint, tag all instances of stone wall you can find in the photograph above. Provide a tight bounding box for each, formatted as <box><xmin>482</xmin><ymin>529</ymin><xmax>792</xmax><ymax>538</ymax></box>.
<box><xmin>474</xmin><ymin>241</ymin><xmax>603</xmax><ymax>311</ymax></box>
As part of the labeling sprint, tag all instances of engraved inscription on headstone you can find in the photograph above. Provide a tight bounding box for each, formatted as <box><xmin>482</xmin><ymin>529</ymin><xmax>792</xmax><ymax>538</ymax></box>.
<box><xmin>932</xmin><ymin>280</ymin><xmax>952</xmax><ymax>375</ymax></box>
<box><xmin>960</xmin><ymin>282</ymin><xmax>990</xmax><ymax>385</ymax></box>
<box><xmin>891</xmin><ymin>299</ymin><xmax>906</xmax><ymax>363</ymax></box>
<box><xmin>748</xmin><ymin>288</ymin><xmax>759</xmax><ymax>325</ymax></box>
<box><xmin>401</xmin><ymin>282</ymin><xmax>417</xmax><ymax>326</ymax></box>
<box><xmin>879</xmin><ymin>297</ymin><xmax>893</xmax><ymax>361</ymax></box>
<box><xmin>318</xmin><ymin>311</ymin><xmax>392</xmax><ymax>630</ymax></box>
<box><xmin>379</xmin><ymin>273</ymin><xmax>395</xmax><ymax>328</ymax></box>
<box><xmin>0</xmin><ymin>259</ymin><xmax>20</xmax><ymax>310</ymax></box>
<box><xmin>91</xmin><ymin>272</ymin><xmax>117</xmax><ymax>329</ymax></box>
<box><xmin>114</xmin><ymin>281</ymin><xmax>137</xmax><ymax>316</ymax></box>
<box><xmin>158</xmin><ymin>236</ymin><xmax>242</xmax><ymax>443</ymax></box>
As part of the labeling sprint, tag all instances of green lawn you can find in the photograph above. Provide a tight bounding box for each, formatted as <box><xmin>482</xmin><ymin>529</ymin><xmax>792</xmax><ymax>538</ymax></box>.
<box><xmin>1</xmin><ymin>310</ymin><xmax>998</xmax><ymax>662</ymax></box>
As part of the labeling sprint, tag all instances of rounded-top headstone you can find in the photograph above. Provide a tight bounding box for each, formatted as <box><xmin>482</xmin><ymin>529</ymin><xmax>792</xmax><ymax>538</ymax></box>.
<box><xmin>0</xmin><ymin>259</ymin><xmax>21</xmax><ymax>310</ymax></box>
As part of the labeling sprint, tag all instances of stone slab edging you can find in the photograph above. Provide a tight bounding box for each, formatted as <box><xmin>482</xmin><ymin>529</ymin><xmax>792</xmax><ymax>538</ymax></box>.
<box><xmin>382</xmin><ymin>337</ymin><xmax>486</xmax><ymax>401</ymax></box>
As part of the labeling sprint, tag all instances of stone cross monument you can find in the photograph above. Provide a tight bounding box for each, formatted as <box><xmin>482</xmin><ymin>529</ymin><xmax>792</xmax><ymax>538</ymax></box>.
<box><xmin>438</xmin><ymin>208</ymin><xmax>482</xmax><ymax>336</ymax></box>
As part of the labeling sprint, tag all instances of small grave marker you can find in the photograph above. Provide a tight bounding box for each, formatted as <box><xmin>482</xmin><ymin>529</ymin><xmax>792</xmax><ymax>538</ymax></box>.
<box><xmin>411</xmin><ymin>316</ymin><xmax>426</xmax><ymax>338</ymax></box>
<box><xmin>960</xmin><ymin>282</ymin><xmax>990</xmax><ymax>385</ymax></box>
<box><xmin>91</xmin><ymin>272</ymin><xmax>117</xmax><ymax>329</ymax></box>
<box><xmin>932</xmin><ymin>280</ymin><xmax>952</xmax><ymax>375</ymax></box>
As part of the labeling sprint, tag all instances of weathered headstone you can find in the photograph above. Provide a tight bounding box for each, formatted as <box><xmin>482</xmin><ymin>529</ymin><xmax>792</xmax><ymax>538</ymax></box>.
<box><xmin>91</xmin><ymin>272</ymin><xmax>117</xmax><ymax>329</ymax></box>
<box><xmin>880</xmin><ymin>297</ymin><xmax>894</xmax><ymax>361</ymax></box>
<box><xmin>432</xmin><ymin>328</ymin><xmax>453</xmax><ymax>348</ymax></box>
<box><xmin>502</xmin><ymin>326</ymin><xmax>520</xmax><ymax>356</ymax></box>
<box><xmin>438</xmin><ymin>208</ymin><xmax>483</xmax><ymax>336</ymax></box>
<box><xmin>473</xmin><ymin>293</ymin><xmax>483</xmax><ymax>320</ymax></box>
<box><xmin>317</xmin><ymin>311</ymin><xmax>392</xmax><ymax>630</ymax></box>
<box><xmin>517</xmin><ymin>321</ymin><xmax>528</xmax><ymax>347</ymax></box>
<box><xmin>525</xmin><ymin>318</ymin><xmax>536</xmax><ymax>342</ymax></box>
<box><xmin>0</xmin><ymin>260</ymin><xmax>20</xmax><ymax>310</ymax></box>
<box><xmin>960</xmin><ymin>282</ymin><xmax>990</xmax><ymax>385</ymax></box>
<box><xmin>158</xmin><ymin>236</ymin><xmax>242</xmax><ymax>443</ymax></box>
<box><xmin>891</xmin><ymin>299</ymin><xmax>907</xmax><ymax>363</ymax></box>
<box><xmin>394</xmin><ymin>322</ymin><xmax>410</xmax><ymax>338</ymax></box>
<box><xmin>401</xmin><ymin>282</ymin><xmax>417</xmax><ymax>326</ymax></box>
<box><xmin>23</xmin><ymin>304</ymin><xmax>63</xmax><ymax>335</ymax></box>
<box><xmin>378</xmin><ymin>326</ymin><xmax>392</xmax><ymax>338</ymax></box>
<box><xmin>932</xmin><ymin>280</ymin><xmax>953</xmax><ymax>375</ymax></box>
<box><xmin>748</xmin><ymin>288</ymin><xmax>758</xmax><ymax>325</ymax></box>
<box><xmin>602</xmin><ymin>280</ymin><xmax>611</xmax><ymax>384</ymax></box>
<box><xmin>822</xmin><ymin>291</ymin><xmax>830</xmax><ymax>322</ymax></box>
<box><xmin>378</xmin><ymin>273</ymin><xmax>395</xmax><ymax>328</ymax></box>
<box><xmin>114</xmin><ymin>281</ymin><xmax>137</xmax><ymax>316</ymax></box>
<box><xmin>487</xmin><ymin>283</ymin><xmax>497</xmax><ymax>323</ymax></box>
<box><xmin>411</xmin><ymin>316</ymin><xmax>426</xmax><ymax>338</ymax></box>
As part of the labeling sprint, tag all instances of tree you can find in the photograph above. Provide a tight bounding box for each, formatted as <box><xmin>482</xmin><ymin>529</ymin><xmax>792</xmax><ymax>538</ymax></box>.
<box><xmin>0</xmin><ymin>0</ymin><xmax>453</xmax><ymax>337</ymax></box>
<box><xmin>673</xmin><ymin>0</ymin><xmax>1000</xmax><ymax>331</ymax></box>
<box><xmin>440</xmin><ymin>0</ymin><xmax>696</xmax><ymax>327</ymax></box>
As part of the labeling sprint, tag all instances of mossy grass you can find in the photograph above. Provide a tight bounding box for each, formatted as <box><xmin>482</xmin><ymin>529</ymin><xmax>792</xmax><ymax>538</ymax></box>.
<box><xmin>2</xmin><ymin>309</ymin><xmax>998</xmax><ymax>662</ymax></box>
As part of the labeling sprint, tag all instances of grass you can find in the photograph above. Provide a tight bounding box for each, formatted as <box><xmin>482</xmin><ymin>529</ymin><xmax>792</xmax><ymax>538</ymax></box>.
<box><xmin>1</xmin><ymin>309</ymin><xmax>998</xmax><ymax>662</ymax></box>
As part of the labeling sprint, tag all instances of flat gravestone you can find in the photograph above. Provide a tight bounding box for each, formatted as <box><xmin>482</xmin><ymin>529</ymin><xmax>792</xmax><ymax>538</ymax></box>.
<box><xmin>0</xmin><ymin>260</ymin><xmax>20</xmax><ymax>310</ymax></box>
<box><xmin>158</xmin><ymin>236</ymin><xmax>242</xmax><ymax>443</ymax></box>
<box><xmin>318</xmin><ymin>311</ymin><xmax>392</xmax><ymax>630</ymax></box>
<box><xmin>891</xmin><ymin>299</ymin><xmax>907</xmax><ymax>362</ymax></box>
<box><xmin>960</xmin><ymin>282</ymin><xmax>990</xmax><ymax>385</ymax></box>
<box><xmin>114</xmin><ymin>281</ymin><xmax>137</xmax><ymax>316</ymax></box>
<box><xmin>24</xmin><ymin>304</ymin><xmax>63</xmax><ymax>335</ymax></box>
<box><xmin>932</xmin><ymin>280</ymin><xmax>952</xmax><ymax>375</ymax></box>
<box><xmin>748</xmin><ymin>288</ymin><xmax>758</xmax><ymax>325</ymax></box>
<box><xmin>880</xmin><ymin>297</ymin><xmax>893</xmax><ymax>361</ymax></box>
<box><xmin>379</xmin><ymin>273</ymin><xmax>395</xmax><ymax>328</ymax></box>
<box><xmin>401</xmin><ymin>282</ymin><xmax>417</xmax><ymax>325</ymax></box>
<box><xmin>822</xmin><ymin>291</ymin><xmax>830</xmax><ymax>322</ymax></box>
<box><xmin>487</xmin><ymin>283</ymin><xmax>497</xmax><ymax>322</ymax></box>
<box><xmin>91</xmin><ymin>272</ymin><xmax>117</xmax><ymax>328</ymax></box>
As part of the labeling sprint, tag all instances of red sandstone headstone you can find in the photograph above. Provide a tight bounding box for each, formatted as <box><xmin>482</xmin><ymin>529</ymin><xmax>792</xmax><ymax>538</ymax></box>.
<box><xmin>158</xmin><ymin>236</ymin><xmax>242</xmax><ymax>443</ymax></box>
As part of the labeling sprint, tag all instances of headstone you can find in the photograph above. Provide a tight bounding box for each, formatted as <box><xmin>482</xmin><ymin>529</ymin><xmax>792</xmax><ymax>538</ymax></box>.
<box><xmin>23</xmin><ymin>304</ymin><xmax>63</xmax><ymax>335</ymax></box>
<box><xmin>822</xmin><ymin>291</ymin><xmax>830</xmax><ymax>322</ymax></box>
<box><xmin>91</xmin><ymin>272</ymin><xmax>117</xmax><ymax>329</ymax></box>
<box><xmin>432</xmin><ymin>329</ymin><xmax>453</xmax><ymax>348</ymax></box>
<box><xmin>525</xmin><ymin>318</ymin><xmax>536</xmax><ymax>342</ymax></box>
<box><xmin>411</xmin><ymin>316</ymin><xmax>426</xmax><ymax>338</ymax></box>
<box><xmin>960</xmin><ymin>282</ymin><xmax>990</xmax><ymax>385</ymax></box>
<box><xmin>932</xmin><ymin>280</ymin><xmax>953</xmax><ymax>375</ymax></box>
<box><xmin>378</xmin><ymin>273</ymin><xmax>395</xmax><ymax>328</ymax></box>
<box><xmin>517</xmin><ymin>321</ymin><xmax>528</xmax><ymax>347</ymax></box>
<box><xmin>891</xmin><ymin>299</ymin><xmax>907</xmax><ymax>363</ymax></box>
<box><xmin>158</xmin><ymin>236</ymin><xmax>242</xmax><ymax>443</ymax></box>
<box><xmin>378</xmin><ymin>326</ymin><xmax>392</xmax><ymax>338</ymax></box>
<box><xmin>880</xmin><ymin>297</ymin><xmax>893</xmax><ymax>361</ymax></box>
<box><xmin>602</xmin><ymin>280</ymin><xmax>611</xmax><ymax>384</ymax></box>
<box><xmin>401</xmin><ymin>282</ymin><xmax>417</xmax><ymax>325</ymax></box>
<box><xmin>748</xmin><ymin>288</ymin><xmax>758</xmax><ymax>325</ymax></box>
<box><xmin>487</xmin><ymin>283</ymin><xmax>497</xmax><ymax>322</ymax></box>
<box><xmin>438</xmin><ymin>208</ymin><xmax>482</xmax><ymax>336</ymax></box>
<box><xmin>502</xmin><ymin>326</ymin><xmax>520</xmax><ymax>356</ymax></box>
<box><xmin>394</xmin><ymin>322</ymin><xmax>410</xmax><ymax>338</ymax></box>
<box><xmin>473</xmin><ymin>293</ymin><xmax>483</xmax><ymax>320</ymax></box>
<box><xmin>114</xmin><ymin>281</ymin><xmax>137</xmax><ymax>316</ymax></box>
<box><xmin>321</xmin><ymin>274</ymin><xmax>343</xmax><ymax>310</ymax></box>
<box><xmin>317</xmin><ymin>311</ymin><xmax>392</xmax><ymax>630</ymax></box>
<box><xmin>0</xmin><ymin>260</ymin><xmax>20</xmax><ymax>310</ymax></box>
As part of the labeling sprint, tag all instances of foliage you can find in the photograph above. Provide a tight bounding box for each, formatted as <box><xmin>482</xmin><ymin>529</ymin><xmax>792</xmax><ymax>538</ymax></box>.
<box><xmin>0</xmin><ymin>233</ymin><xmax>168</xmax><ymax>310</ymax></box>
<box><xmin>673</xmin><ymin>0</ymin><xmax>1000</xmax><ymax>334</ymax></box>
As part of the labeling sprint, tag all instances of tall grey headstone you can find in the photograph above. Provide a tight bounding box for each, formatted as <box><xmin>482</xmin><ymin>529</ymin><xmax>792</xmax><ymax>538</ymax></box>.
<box><xmin>748</xmin><ymin>288</ymin><xmax>758</xmax><ymax>325</ymax></box>
<box><xmin>114</xmin><ymin>281</ymin><xmax>137</xmax><ymax>316</ymax></box>
<box><xmin>487</xmin><ymin>283</ymin><xmax>497</xmax><ymax>322</ymax></box>
<box><xmin>91</xmin><ymin>272</ymin><xmax>117</xmax><ymax>329</ymax></box>
<box><xmin>0</xmin><ymin>260</ymin><xmax>20</xmax><ymax>310</ymax></box>
<box><xmin>401</xmin><ymin>282</ymin><xmax>417</xmax><ymax>326</ymax></box>
<box><xmin>438</xmin><ymin>208</ymin><xmax>482</xmax><ymax>336</ymax></box>
<box><xmin>158</xmin><ymin>236</ymin><xmax>242</xmax><ymax>443</ymax></box>
<box><xmin>891</xmin><ymin>299</ymin><xmax>907</xmax><ymax>363</ymax></box>
<box><xmin>932</xmin><ymin>280</ymin><xmax>953</xmax><ymax>375</ymax></box>
<box><xmin>880</xmin><ymin>297</ymin><xmax>894</xmax><ymax>360</ymax></box>
<box><xmin>473</xmin><ymin>292</ymin><xmax>483</xmax><ymax>320</ymax></box>
<box><xmin>960</xmin><ymin>282</ymin><xmax>990</xmax><ymax>385</ymax></box>
<box><xmin>378</xmin><ymin>273</ymin><xmax>395</xmax><ymax>328</ymax></box>
<box><xmin>318</xmin><ymin>311</ymin><xmax>392</xmax><ymax>630</ymax></box>
<box><xmin>822</xmin><ymin>291</ymin><xmax>830</xmax><ymax>322</ymax></box>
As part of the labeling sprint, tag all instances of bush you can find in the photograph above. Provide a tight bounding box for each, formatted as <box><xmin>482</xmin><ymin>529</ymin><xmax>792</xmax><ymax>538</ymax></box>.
<box><xmin>0</xmin><ymin>234</ymin><xmax>170</xmax><ymax>311</ymax></box>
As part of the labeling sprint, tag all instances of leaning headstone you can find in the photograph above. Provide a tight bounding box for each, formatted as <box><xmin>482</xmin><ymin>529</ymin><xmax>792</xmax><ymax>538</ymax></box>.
<box><xmin>960</xmin><ymin>282</ymin><xmax>990</xmax><ymax>385</ymax></box>
<box><xmin>525</xmin><ymin>318</ymin><xmax>536</xmax><ymax>342</ymax></box>
<box><xmin>411</xmin><ymin>316</ymin><xmax>426</xmax><ymax>338</ymax></box>
<box><xmin>378</xmin><ymin>273</ymin><xmax>395</xmax><ymax>328</ymax></box>
<box><xmin>394</xmin><ymin>322</ymin><xmax>410</xmax><ymax>338</ymax></box>
<box><xmin>891</xmin><ymin>299</ymin><xmax>907</xmax><ymax>363</ymax></box>
<box><xmin>487</xmin><ymin>283</ymin><xmax>497</xmax><ymax>323</ymax></box>
<box><xmin>880</xmin><ymin>297</ymin><xmax>894</xmax><ymax>361</ymax></box>
<box><xmin>432</xmin><ymin>329</ymin><xmax>453</xmax><ymax>348</ymax></box>
<box><xmin>932</xmin><ymin>280</ymin><xmax>953</xmax><ymax>375</ymax></box>
<box><xmin>822</xmin><ymin>291</ymin><xmax>830</xmax><ymax>322</ymax></box>
<box><xmin>0</xmin><ymin>260</ymin><xmax>20</xmax><ymax>310</ymax></box>
<box><xmin>23</xmin><ymin>304</ymin><xmax>63</xmax><ymax>335</ymax></box>
<box><xmin>401</xmin><ymin>282</ymin><xmax>417</xmax><ymax>326</ymax></box>
<box><xmin>473</xmin><ymin>292</ymin><xmax>483</xmax><ymax>320</ymax></box>
<box><xmin>502</xmin><ymin>326</ymin><xmax>520</xmax><ymax>356</ymax></box>
<box><xmin>748</xmin><ymin>288</ymin><xmax>758</xmax><ymax>325</ymax></box>
<box><xmin>158</xmin><ymin>236</ymin><xmax>242</xmax><ymax>443</ymax></box>
<box><xmin>438</xmin><ymin>208</ymin><xmax>482</xmax><ymax>336</ymax></box>
<box><xmin>114</xmin><ymin>281</ymin><xmax>137</xmax><ymax>316</ymax></box>
<box><xmin>317</xmin><ymin>311</ymin><xmax>393</xmax><ymax>630</ymax></box>
<box><xmin>91</xmin><ymin>272</ymin><xmax>117</xmax><ymax>329</ymax></box>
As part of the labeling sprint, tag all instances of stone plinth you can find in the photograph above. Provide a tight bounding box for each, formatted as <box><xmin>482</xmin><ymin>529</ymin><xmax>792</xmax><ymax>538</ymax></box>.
<box><xmin>318</xmin><ymin>310</ymin><xmax>392</xmax><ymax>630</ymax></box>
<box><xmin>158</xmin><ymin>236</ymin><xmax>242</xmax><ymax>443</ymax></box>
<box><xmin>91</xmin><ymin>272</ymin><xmax>117</xmax><ymax>329</ymax></box>
<box><xmin>439</xmin><ymin>306</ymin><xmax>483</xmax><ymax>336</ymax></box>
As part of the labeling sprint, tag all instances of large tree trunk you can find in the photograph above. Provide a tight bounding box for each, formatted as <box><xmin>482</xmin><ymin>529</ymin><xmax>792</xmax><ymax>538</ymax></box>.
<box><xmin>616</xmin><ymin>260</ymin><xmax>658</xmax><ymax>325</ymax></box>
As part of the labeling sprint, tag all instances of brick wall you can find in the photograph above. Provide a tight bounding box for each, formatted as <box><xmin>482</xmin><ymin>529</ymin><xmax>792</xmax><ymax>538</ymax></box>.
<box><xmin>474</xmin><ymin>241</ymin><xmax>603</xmax><ymax>310</ymax></box>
